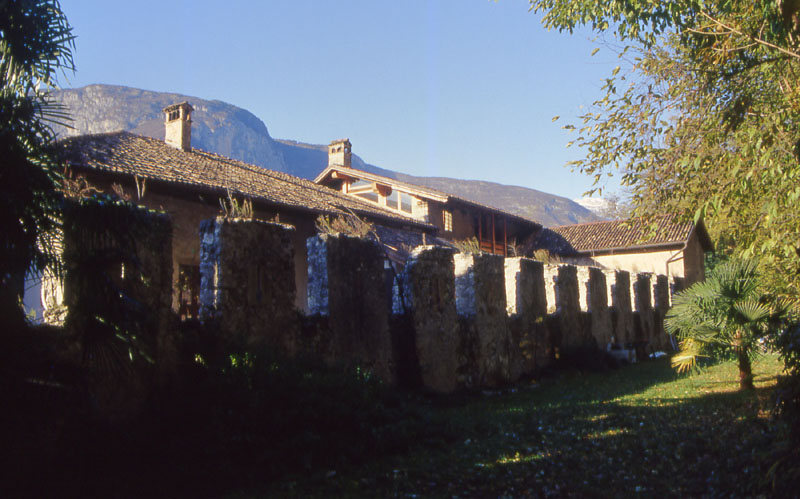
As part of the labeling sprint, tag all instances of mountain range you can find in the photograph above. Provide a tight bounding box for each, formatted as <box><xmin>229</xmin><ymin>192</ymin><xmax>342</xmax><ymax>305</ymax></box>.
<box><xmin>52</xmin><ymin>84</ymin><xmax>599</xmax><ymax>227</ymax></box>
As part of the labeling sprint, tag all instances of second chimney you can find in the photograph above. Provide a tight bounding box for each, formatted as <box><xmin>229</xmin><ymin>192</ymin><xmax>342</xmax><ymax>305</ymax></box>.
<box><xmin>328</xmin><ymin>138</ymin><xmax>352</xmax><ymax>168</ymax></box>
<box><xmin>163</xmin><ymin>102</ymin><xmax>193</xmax><ymax>151</ymax></box>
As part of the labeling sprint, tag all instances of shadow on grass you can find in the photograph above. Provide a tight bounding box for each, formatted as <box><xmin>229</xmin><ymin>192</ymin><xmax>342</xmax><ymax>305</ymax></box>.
<box><xmin>454</xmin><ymin>387</ymin><xmax>777</xmax><ymax>498</ymax></box>
<box><xmin>0</xmin><ymin>317</ymin><xmax>783</xmax><ymax>499</ymax></box>
<box><xmin>268</xmin><ymin>359</ymin><xmax>783</xmax><ymax>498</ymax></box>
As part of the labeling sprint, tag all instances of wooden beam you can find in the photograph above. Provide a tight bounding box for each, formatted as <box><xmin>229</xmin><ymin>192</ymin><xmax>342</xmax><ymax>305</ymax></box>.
<box><xmin>503</xmin><ymin>216</ymin><xmax>508</xmax><ymax>257</ymax></box>
<box><xmin>491</xmin><ymin>212</ymin><xmax>496</xmax><ymax>254</ymax></box>
<box><xmin>331</xmin><ymin>171</ymin><xmax>354</xmax><ymax>182</ymax></box>
<box><xmin>376</xmin><ymin>184</ymin><xmax>392</xmax><ymax>197</ymax></box>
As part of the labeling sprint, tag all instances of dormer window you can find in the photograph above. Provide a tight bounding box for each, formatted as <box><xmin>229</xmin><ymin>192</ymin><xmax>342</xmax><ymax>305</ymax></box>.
<box><xmin>349</xmin><ymin>179</ymin><xmax>373</xmax><ymax>192</ymax></box>
<box><xmin>355</xmin><ymin>190</ymin><xmax>379</xmax><ymax>203</ymax></box>
<box><xmin>386</xmin><ymin>190</ymin><xmax>399</xmax><ymax>210</ymax></box>
<box><xmin>400</xmin><ymin>192</ymin><xmax>413</xmax><ymax>213</ymax></box>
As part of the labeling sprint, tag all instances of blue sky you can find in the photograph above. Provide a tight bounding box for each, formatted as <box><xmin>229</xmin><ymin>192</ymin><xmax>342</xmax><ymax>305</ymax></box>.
<box><xmin>58</xmin><ymin>0</ymin><xmax>623</xmax><ymax>200</ymax></box>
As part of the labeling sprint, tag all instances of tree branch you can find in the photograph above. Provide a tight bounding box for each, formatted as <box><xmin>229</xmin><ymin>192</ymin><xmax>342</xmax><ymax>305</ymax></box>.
<box><xmin>697</xmin><ymin>11</ymin><xmax>800</xmax><ymax>61</ymax></box>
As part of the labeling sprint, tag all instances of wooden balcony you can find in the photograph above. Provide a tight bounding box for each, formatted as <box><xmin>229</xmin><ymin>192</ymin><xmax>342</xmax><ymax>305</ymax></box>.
<box><xmin>477</xmin><ymin>212</ymin><xmax>508</xmax><ymax>257</ymax></box>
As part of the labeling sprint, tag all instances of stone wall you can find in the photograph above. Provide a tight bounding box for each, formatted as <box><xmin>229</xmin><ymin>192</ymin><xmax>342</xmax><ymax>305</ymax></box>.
<box><xmin>455</xmin><ymin>253</ymin><xmax>511</xmax><ymax>387</ymax></box>
<box><xmin>402</xmin><ymin>247</ymin><xmax>460</xmax><ymax>393</ymax></box>
<box><xmin>633</xmin><ymin>273</ymin><xmax>655</xmax><ymax>358</ymax></box>
<box><xmin>555</xmin><ymin>265</ymin><xmax>591</xmax><ymax>349</ymax></box>
<box><xmin>588</xmin><ymin>267</ymin><xmax>613</xmax><ymax>347</ymax></box>
<box><xmin>199</xmin><ymin>217</ymin><xmax>296</xmax><ymax>349</ymax></box>
<box><xmin>60</xmin><ymin>199</ymin><xmax>174</xmax><ymax>415</ymax></box>
<box><xmin>306</xmin><ymin>234</ymin><xmax>395</xmax><ymax>384</ymax></box>
<box><xmin>49</xmin><ymin>205</ymin><xmax>682</xmax><ymax>398</ymax></box>
<box><xmin>611</xmin><ymin>270</ymin><xmax>634</xmax><ymax>345</ymax></box>
<box><xmin>652</xmin><ymin>275</ymin><xmax>672</xmax><ymax>351</ymax></box>
<box><xmin>61</xmin><ymin>200</ymin><xmax>173</xmax><ymax>354</ymax></box>
<box><xmin>505</xmin><ymin>258</ymin><xmax>549</xmax><ymax>377</ymax></box>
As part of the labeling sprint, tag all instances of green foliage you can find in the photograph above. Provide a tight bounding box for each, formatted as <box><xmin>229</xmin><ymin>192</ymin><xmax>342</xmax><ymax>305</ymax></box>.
<box><xmin>62</xmin><ymin>196</ymin><xmax>168</xmax><ymax>364</ymax></box>
<box><xmin>768</xmin><ymin>320</ymin><xmax>800</xmax><ymax>492</ymax></box>
<box><xmin>124</xmin><ymin>329</ymin><xmax>452</xmax><ymax>496</ymax></box>
<box><xmin>219</xmin><ymin>190</ymin><xmax>254</xmax><ymax>219</ymax></box>
<box><xmin>315</xmin><ymin>211</ymin><xmax>375</xmax><ymax>238</ymax></box>
<box><xmin>451</xmin><ymin>237</ymin><xmax>483</xmax><ymax>254</ymax></box>
<box><xmin>531</xmin><ymin>0</ymin><xmax>800</xmax><ymax>302</ymax></box>
<box><xmin>666</xmin><ymin>258</ymin><xmax>791</xmax><ymax>389</ymax></box>
<box><xmin>0</xmin><ymin>0</ymin><xmax>74</xmax><ymax>301</ymax></box>
<box><xmin>532</xmin><ymin>248</ymin><xmax>562</xmax><ymax>263</ymax></box>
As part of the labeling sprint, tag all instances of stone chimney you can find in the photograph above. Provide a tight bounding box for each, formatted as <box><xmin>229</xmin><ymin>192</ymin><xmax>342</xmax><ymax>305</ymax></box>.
<box><xmin>328</xmin><ymin>138</ymin><xmax>352</xmax><ymax>168</ymax></box>
<box><xmin>163</xmin><ymin>102</ymin><xmax>194</xmax><ymax>151</ymax></box>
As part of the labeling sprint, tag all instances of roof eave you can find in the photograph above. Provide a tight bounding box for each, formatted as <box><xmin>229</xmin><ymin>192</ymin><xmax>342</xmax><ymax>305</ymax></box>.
<box><xmin>65</xmin><ymin>158</ymin><xmax>435</xmax><ymax>233</ymax></box>
<box><xmin>575</xmin><ymin>240</ymin><xmax>686</xmax><ymax>255</ymax></box>
<box><xmin>446</xmin><ymin>197</ymin><xmax>542</xmax><ymax>229</ymax></box>
<box><xmin>316</xmin><ymin>166</ymin><xmax>451</xmax><ymax>202</ymax></box>
<box><xmin>313</xmin><ymin>165</ymin><xmax>336</xmax><ymax>184</ymax></box>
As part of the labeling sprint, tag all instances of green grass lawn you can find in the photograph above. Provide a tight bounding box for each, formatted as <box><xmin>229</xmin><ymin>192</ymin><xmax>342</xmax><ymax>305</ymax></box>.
<box><xmin>251</xmin><ymin>354</ymin><xmax>785</xmax><ymax>498</ymax></box>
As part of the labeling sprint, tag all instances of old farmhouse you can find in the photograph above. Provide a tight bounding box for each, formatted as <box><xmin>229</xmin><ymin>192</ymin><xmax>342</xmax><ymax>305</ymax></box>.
<box><xmin>47</xmin><ymin>100</ymin><xmax>711</xmax><ymax>327</ymax></box>
<box><xmin>314</xmin><ymin>139</ymin><xmax>543</xmax><ymax>257</ymax></box>
<box><xmin>539</xmin><ymin>217</ymin><xmax>713</xmax><ymax>287</ymax></box>
<box><xmin>56</xmin><ymin>102</ymin><xmax>434</xmax><ymax>316</ymax></box>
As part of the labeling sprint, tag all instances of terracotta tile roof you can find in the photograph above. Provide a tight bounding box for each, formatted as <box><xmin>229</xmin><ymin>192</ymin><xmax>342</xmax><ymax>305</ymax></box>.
<box><xmin>59</xmin><ymin>131</ymin><xmax>434</xmax><ymax>230</ymax></box>
<box><xmin>546</xmin><ymin>216</ymin><xmax>712</xmax><ymax>254</ymax></box>
<box><xmin>315</xmin><ymin>165</ymin><xmax>542</xmax><ymax>229</ymax></box>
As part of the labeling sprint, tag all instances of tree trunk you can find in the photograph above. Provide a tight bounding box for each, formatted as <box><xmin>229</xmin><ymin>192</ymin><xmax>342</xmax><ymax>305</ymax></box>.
<box><xmin>738</xmin><ymin>350</ymin><xmax>754</xmax><ymax>390</ymax></box>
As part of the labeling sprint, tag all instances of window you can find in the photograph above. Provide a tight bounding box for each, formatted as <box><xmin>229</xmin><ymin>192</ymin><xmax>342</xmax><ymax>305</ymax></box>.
<box><xmin>443</xmin><ymin>210</ymin><xmax>453</xmax><ymax>232</ymax></box>
<box><xmin>355</xmin><ymin>191</ymin><xmax>379</xmax><ymax>203</ymax></box>
<box><xmin>349</xmin><ymin>179</ymin><xmax>373</xmax><ymax>192</ymax></box>
<box><xmin>178</xmin><ymin>264</ymin><xmax>201</xmax><ymax>320</ymax></box>
<box><xmin>400</xmin><ymin>192</ymin><xmax>413</xmax><ymax>213</ymax></box>
<box><xmin>386</xmin><ymin>190</ymin><xmax>399</xmax><ymax>210</ymax></box>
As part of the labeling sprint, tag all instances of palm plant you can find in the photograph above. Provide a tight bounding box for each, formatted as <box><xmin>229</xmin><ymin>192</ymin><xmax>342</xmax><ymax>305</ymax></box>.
<box><xmin>0</xmin><ymin>0</ymin><xmax>75</xmax><ymax>309</ymax></box>
<box><xmin>666</xmin><ymin>258</ymin><xmax>789</xmax><ymax>390</ymax></box>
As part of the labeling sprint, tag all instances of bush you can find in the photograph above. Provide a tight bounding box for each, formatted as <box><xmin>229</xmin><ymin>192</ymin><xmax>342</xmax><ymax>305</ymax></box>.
<box><xmin>766</xmin><ymin>321</ymin><xmax>800</xmax><ymax>493</ymax></box>
<box><xmin>1</xmin><ymin>319</ymin><xmax>453</xmax><ymax>498</ymax></box>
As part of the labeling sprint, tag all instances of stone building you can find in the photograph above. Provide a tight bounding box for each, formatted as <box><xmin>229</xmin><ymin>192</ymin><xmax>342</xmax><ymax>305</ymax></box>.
<box><xmin>538</xmin><ymin>217</ymin><xmax>713</xmax><ymax>286</ymax></box>
<box><xmin>56</xmin><ymin>102</ymin><xmax>434</xmax><ymax>315</ymax></box>
<box><xmin>314</xmin><ymin>139</ymin><xmax>543</xmax><ymax>257</ymax></box>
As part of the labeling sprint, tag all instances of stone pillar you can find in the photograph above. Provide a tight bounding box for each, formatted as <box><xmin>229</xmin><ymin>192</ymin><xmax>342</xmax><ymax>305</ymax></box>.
<box><xmin>199</xmin><ymin>217</ymin><xmax>296</xmax><ymax>350</ymax></box>
<box><xmin>610</xmin><ymin>270</ymin><xmax>634</xmax><ymax>345</ymax></box>
<box><xmin>556</xmin><ymin>264</ymin><xmax>591</xmax><ymax>348</ymax></box>
<box><xmin>306</xmin><ymin>236</ymin><xmax>329</xmax><ymax>316</ymax></box>
<box><xmin>455</xmin><ymin>253</ymin><xmax>510</xmax><ymax>388</ymax></box>
<box><xmin>404</xmin><ymin>247</ymin><xmax>459</xmax><ymax>393</ymax></box>
<box><xmin>633</xmin><ymin>272</ymin><xmax>655</xmax><ymax>357</ymax></box>
<box><xmin>576</xmin><ymin>266</ymin><xmax>591</xmax><ymax>312</ymax></box>
<box><xmin>653</xmin><ymin>274</ymin><xmax>672</xmax><ymax>351</ymax></box>
<box><xmin>543</xmin><ymin>264</ymin><xmax>559</xmax><ymax>314</ymax></box>
<box><xmin>542</xmin><ymin>264</ymin><xmax>561</xmax><ymax>357</ymax></box>
<box><xmin>588</xmin><ymin>267</ymin><xmax>613</xmax><ymax>347</ymax></box>
<box><xmin>305</xmin><ymin>233</ymin><xmax>395</xmax><ymax>383</ymax></box>
<box><xmin>505</xmin><ymin>257</ymin><xmax>548</xmax><ymax>375</ymax></box>
<box><xmin>61</xmin><ymin>200</ymin><xmax>173</xmax><ymax>416</ymax></box>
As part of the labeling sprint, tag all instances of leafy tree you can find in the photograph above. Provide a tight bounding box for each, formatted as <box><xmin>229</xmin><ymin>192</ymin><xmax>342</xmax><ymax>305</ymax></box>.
<box><xmin>666</xmin><ymin>258</ymin><xmax>790</xmax><ymax>390</ymax></box>
<box><xmin>0</xmin><ymin>0</ymin><xmax>75</xmax><ymax>317</ymax></box>
<box><xmin>530</xmin><ymin>0</ymin><xmax>800</xmax><ymax>304</ymax></box>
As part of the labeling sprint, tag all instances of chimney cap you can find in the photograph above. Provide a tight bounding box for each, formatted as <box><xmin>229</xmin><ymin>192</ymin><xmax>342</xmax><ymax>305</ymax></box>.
<box><xmin>329</xmin><ymin>138</ymin><xmax>351</xmax><ymax>146</ymax></box>
<box><xmin>163</xmin><ymin>101</ymin><xmax>194</xmax><ymax>115</ymax></box>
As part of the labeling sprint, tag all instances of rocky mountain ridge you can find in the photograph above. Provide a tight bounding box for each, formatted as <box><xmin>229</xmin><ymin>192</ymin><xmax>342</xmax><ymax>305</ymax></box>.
<box><xmin>52</xmin><ymin>84</ymin><xmax>599</xmax><ymax>226</ymax></box>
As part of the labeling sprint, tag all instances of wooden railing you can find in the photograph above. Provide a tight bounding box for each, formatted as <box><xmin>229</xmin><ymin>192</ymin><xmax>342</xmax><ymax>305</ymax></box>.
<box><xmin>477</xmin><ymin>212</ymin><xmax>508</xmax><ymax>256</ymax></box>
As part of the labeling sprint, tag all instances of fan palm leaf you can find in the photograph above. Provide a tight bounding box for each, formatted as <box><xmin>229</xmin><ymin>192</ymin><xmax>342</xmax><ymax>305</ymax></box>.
<box><xmin>665</xmin><ymin>258</ymin><xmax>790</xmax><ymax>389</ymax></box>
